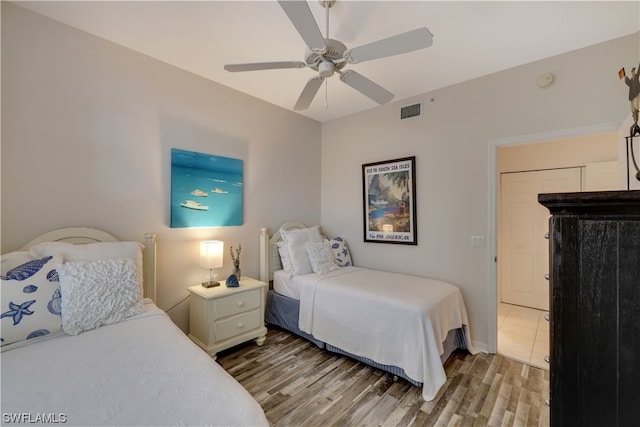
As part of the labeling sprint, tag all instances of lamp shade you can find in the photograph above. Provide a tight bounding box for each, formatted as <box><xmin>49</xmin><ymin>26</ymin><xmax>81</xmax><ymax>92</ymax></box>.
<box><xmin>200</xmin><ymin>240</ymin><xmax>223</xmax><ymax>269</ymax></box>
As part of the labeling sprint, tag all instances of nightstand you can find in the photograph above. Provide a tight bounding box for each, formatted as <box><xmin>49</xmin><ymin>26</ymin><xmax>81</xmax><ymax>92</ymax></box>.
<box><xmin>188</xmin><ymin>277</ymin><xmax>267</xmax><ymax>360</ymax></box>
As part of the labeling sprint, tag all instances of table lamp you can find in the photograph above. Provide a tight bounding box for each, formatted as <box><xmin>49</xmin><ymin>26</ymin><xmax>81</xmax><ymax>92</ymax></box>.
<box><xmin>200</xmin><ymin>240</ymin><xmax>223</xmax><ymax>288</ymax></box>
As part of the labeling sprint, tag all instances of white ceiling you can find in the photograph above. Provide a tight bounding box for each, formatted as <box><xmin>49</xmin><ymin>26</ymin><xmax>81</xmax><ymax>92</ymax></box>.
<box><xmin>14</xmin><ymin>1</ymin><xmax>640</xmax><ymax>122</ymax></box>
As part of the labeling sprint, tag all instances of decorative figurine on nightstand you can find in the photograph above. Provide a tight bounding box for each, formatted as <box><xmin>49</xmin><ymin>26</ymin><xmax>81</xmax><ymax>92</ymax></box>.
<box><xmin>230</xmin><ymin>244</ymin><xmax>242</xmax><ymax>279</ymax></box>
<box><xmin>226</xmin><ymin>274</ymin><xmax>239</xmax><ymax>288</ymax></box>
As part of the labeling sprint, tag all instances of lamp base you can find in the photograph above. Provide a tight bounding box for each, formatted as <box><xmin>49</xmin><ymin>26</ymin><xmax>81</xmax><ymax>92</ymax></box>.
<box><xmin>202</xmin><ymin>281</ymin><xmax>220</xmax><ymax>288</ymax></box>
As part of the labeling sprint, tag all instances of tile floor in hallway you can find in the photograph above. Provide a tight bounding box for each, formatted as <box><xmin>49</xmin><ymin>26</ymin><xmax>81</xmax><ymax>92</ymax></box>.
<box><xmin>497</xmin><ymin>302</ymin><xmax>549</xmax><ymax>370</ymax></box>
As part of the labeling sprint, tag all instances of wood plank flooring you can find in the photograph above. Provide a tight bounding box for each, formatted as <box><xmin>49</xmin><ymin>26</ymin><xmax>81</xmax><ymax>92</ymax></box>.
<box><xmin>217</xmin><ymin>327</ymin><xmax>550</xmax><ymax>427</ymax></box>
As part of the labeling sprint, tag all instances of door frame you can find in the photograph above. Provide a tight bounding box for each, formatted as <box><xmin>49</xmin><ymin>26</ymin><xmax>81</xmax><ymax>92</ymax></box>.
<box><xmin>486</xmin><ymin>122</ymin><xmax>619</xmax><ymax>353</ymax></box>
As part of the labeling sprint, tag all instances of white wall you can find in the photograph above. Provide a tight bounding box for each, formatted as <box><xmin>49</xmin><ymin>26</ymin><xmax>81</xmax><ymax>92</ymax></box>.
<box><xmin>320</xmin><ymin>32</ymin><xmax>639</xmax><ymax>350</ymax></box>
<box><xmin>1</xmin><ymin>3</ymin><xmax>321</xmax><ymax>331</ymax></box>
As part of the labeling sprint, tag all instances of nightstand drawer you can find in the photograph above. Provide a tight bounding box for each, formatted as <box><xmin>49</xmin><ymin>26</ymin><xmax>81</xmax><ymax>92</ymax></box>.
<box><xmin>216</xmin><ymin>309</ymin><xmax>261</xmax><ymax>342</ymax></box>
<box><xmin>215</xmin><ymin>290</ymin><xmax>260</xmax><ymax>319</ymax></box>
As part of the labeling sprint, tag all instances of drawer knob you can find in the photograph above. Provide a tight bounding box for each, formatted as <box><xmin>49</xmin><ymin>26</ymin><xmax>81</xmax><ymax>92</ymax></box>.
<box><xmin>545</xmin><ymin>398</ymin><xmax>550</xmax><ymax>407</ymax></box>
<box><xmin>544</xmin><ymin>233</ymin><xmax>549</xmax><ymax>239</ymax></box>
<box><xmin>237</xmin><ymin>301</ymin><xmax>245</xmax><ymax>307</ymax></box>
<box><xmin>544</xmin><ymin>273</ymin><xmax>549</xmax><ymax>281</ymax></box>
<box><xmin>237</xmin><ymin>322</ymin><xmax>244</xmax><ymax>329</ymax></box>
<box><xmin>544</xmin><ymin>313</ymin><xmax>550</xmax><ymax>322</ymax></box>
<box><xmin>544</xmin><ymin>355</ymin><xmax>550</xmax><ymax>364</ymax></box>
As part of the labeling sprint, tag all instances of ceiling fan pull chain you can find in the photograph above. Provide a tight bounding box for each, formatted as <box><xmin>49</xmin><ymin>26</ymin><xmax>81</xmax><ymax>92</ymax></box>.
<box><xmin>325</xmin><ymin>79</ymin><xmax>329</xmax><ymax>109</ymax></box>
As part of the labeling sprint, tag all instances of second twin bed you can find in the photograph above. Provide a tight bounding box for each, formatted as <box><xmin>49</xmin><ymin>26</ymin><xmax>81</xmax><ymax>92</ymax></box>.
<box><xmin>260</xmin><ymin>222</ymin><xmax>477</xmax><ymax>401</ymax></box>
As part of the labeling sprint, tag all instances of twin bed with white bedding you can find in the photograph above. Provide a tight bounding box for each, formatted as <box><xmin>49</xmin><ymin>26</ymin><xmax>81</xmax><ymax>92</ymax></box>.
<box><xmin>260</xmin><ymin>222</ymin><xmax>477</xmax><ymax>401</ymax></box>
<box><xmin>1</xmin><ymin>228</ymin><xmax>268</xmax><ymax>427</ymax></box>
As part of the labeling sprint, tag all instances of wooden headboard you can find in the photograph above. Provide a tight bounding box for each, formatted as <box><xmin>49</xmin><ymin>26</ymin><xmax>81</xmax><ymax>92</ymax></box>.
<box><xmin>18</xmin><ymin>227</ymin><xmax>157</xmax><ymax>302</ymax></box>
<box><xmin>259</xmin><ymin>221</ymin><xmax>307</xmax><ymax>283</ymax></box>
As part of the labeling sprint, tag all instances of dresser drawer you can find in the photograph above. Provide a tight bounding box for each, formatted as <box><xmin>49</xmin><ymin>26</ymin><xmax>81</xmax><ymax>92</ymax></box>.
<box><xmin>216</xmin><ymin>309</ymin><xmax>262</xmax><ymax>342</ymax></box>
<box><xmin>214</xmin><ymin>290</ymin><xmax>261</xmax><ymax>319</ymax></box>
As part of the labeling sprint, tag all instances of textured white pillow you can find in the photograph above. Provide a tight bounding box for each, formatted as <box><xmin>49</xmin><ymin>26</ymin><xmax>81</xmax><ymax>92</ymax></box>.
<box><xmin>30</xmin><ymin>241</ymin><xmax>144</xmax><ymax>292</ymax></box>
<box><xmin>57</xmin><ymin>258</ymin><xmax>143</xmax><ymax>335</ymax></box>
<box><xmin>1</xmin><ymin>254</ymin><xmax>63</xmax><ymax>346</ymax></box>
<box><xmin>305</xmin><ymin>242</ymin><xmax>340</xmax><ymax>274</ymax></box>
<box><xmin>281</xmin><ymin>226</ymin><xmax>323</xmax><ymax>276</ymax></box>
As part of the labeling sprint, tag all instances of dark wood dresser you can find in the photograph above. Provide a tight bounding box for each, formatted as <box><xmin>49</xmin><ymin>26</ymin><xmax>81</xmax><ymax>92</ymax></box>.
<box><xmin>538</xmin><ymin>190</ymin><xmax>640</xmax><ymax>427</ymax></box>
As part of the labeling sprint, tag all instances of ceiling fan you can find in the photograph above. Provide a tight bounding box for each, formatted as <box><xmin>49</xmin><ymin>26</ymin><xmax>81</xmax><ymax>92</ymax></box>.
<box><xmin>224</xmin><ymin>0</ymin><xmax>433</xmax><ymax>111</ymax></box>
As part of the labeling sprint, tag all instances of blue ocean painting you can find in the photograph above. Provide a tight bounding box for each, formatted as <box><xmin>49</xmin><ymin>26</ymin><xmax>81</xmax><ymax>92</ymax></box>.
<box><xmin>170</xmin><ymin>148</ymin><xmax>243</xmax><ymax>228</ymax></box>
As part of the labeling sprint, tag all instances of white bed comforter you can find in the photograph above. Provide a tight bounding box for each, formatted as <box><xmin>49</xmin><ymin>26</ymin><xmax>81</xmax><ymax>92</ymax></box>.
<box><xmin>298</xmin><ymin>267</ymin><xmax>476</xmax><ymax>401</ymax></box>
<box><xmin>0</xmin><ymin>300</ymin><xmax>268</xmax><ymax>427</ymax></box>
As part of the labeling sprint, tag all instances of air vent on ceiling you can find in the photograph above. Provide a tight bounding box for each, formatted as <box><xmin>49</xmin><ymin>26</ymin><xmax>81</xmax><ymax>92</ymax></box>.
<box><xmin>400</xmin><ymin>102</ymin><xmax>422</xmax><ymax>120</ymax></box>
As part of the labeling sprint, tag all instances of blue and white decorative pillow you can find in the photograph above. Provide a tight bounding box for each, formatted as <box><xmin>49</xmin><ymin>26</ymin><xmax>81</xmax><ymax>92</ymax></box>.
<box><xmin>1</xmin><ymin>254</ymin><xmax>63</xmax><ymax>346</ymax></box>
<box><xmin>328</xmin><ymin>237</ymin><xmax>353</xmax><ymax>267</ymax></box>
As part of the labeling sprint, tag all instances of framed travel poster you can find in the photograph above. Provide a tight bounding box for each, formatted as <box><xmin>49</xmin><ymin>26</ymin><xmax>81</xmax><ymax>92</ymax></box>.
<box><xmin>170</xmin><ymin>148</ymin><xmax>243</xmax><ymax>228</ymax></box>
<box><xmin>362</xmin><ymin>156</ymin><xmax>417</xmax><ymax>244</ymax></box>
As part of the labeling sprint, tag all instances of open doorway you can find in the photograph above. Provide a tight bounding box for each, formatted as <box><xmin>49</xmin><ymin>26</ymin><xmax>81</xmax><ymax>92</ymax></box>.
<box><xmin>492</xmin><ymin>129</ymin><xmax>620</xmax><ymax>368</ymax></box>
<box><xmin>497</xmin><ymin>167</ymin><xmax>581</xmax><ymax>368</ymax></box>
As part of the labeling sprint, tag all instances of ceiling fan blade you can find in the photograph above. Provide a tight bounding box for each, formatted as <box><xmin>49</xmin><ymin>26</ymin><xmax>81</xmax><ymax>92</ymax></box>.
<box><xmin>224</xmin><ymin>61</ymin><xmax>306</xmax><ymax>72</ymax></box>
<box><xmin>344</xmin><ymin>27</ymin><xmax>433</xmax><ymax>64</ymax></box>
<box><xmin>278</xmin><ymin>0</ymin><xmax>326</xmax><ymax>50</ymax></box>
<box><xmin>294</xmin><ymin>76</ymin><xmax>324</xmax><ymax>110</ymax></box>
<box><xmin>339</xmin><ymin>70</ymin><xmax>394</xmax><ymax>104</ymax></box>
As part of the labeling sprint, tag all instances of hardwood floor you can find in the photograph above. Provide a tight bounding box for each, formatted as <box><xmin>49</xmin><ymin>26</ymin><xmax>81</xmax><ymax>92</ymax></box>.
<box><xmin>217</xmin><ymin>327</ymin><xmax>550</xmax><ymax>427</ymax></box>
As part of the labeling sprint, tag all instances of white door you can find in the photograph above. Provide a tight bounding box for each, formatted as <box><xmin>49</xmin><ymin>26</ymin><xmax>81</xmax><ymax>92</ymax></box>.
<box><xmin>499</xmin><ymin>168</ymin><xmax>581</xmax><ymax>310</ymax></box>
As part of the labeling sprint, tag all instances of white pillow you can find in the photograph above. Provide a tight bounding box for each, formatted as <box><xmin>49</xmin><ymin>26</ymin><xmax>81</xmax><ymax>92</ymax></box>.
<box><xmin>276</xmin><ymin>241</ymin><xmax>293</xmax><ymax>273</ymax></box>
<box><xmin>1</xmin><ymin>254</ymin><xmax>63</xmax><ymax>346</ymax></box>
<box><xmin>305</xmin><ymin>241</ymin><xmax>340</xmax><ymax>274</ymax></box>
<box><xmin>281</xmin><ymin>226</ymin><xmax>323</xmax><ymax>276</ymax></box>
<box><xmin>30</xmin><ymin>241</ymin><xmax>144</xmax><ymax>291</ymax></box>
<box><xmin>57</xmin><ymin>258</ymin><xmax>144</xmax><ymax>335</ymax></box>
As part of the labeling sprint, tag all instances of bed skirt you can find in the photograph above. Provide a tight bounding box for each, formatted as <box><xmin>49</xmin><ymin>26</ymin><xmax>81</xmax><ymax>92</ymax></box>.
<box><xmin>265</xmin><ymin>290</ymin><xmax>467</xmax><ymax>387</ymax></box>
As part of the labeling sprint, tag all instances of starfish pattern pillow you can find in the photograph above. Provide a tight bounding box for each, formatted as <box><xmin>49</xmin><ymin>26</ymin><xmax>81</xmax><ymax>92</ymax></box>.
<box><xmin>1</xmin><ymin>254</ymin><xmax>63</xmax><ymax>346</ymax></box>
<box><xmin>328</xmin><ymin>237</ymin><xmax>353</xmax><ymax>267</ymax></box>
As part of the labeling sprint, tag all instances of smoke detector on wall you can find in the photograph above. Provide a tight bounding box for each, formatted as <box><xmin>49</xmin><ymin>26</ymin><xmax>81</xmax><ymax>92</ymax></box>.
<box><xmin>536</xmin><ymin>72</ymin><xmax>555</xmax><ymax>88</ymax></box>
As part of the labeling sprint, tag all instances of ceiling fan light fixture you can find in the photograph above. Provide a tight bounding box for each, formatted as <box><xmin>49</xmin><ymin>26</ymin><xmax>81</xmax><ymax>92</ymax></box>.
<box><xmin>318</xmin><ymin>61</ymin><xmax>335</xmax><ymax>78</ymax></box>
